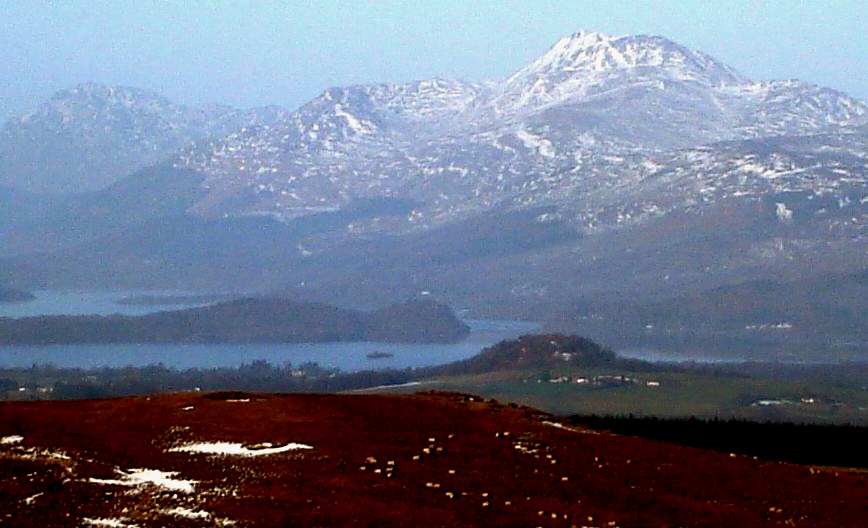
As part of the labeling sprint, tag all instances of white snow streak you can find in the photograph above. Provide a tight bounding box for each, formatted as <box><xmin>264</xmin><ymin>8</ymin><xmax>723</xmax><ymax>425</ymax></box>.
<box><xmin>89</xmin><ymin>468</ymin><xmax>197</xmax><ymax>493</ymax></box>
<box><xmin>162</xmin><ymin>507</ymin><xmax>210</xmax><ymax>520</ymax></box>
<box><xmin>169</xmin><ymin>441</ymin><xmax>313</xmax><ymax>457</ymax></box>
<box><xmin>83</xmin><ymin>518</ymin><xmax>139</xmax><ymax>527</ymax></box>
<box><xmin>333</xmin><ymin>104</ymin><xmax>373</xmax><ymax>135</ymax></box>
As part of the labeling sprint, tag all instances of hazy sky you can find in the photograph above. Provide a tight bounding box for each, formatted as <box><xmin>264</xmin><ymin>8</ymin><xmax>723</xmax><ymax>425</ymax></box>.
<box><xmin>1</xmin><ymin>1</ymin><xmax>865</xmax><ymax>120</ymax></box>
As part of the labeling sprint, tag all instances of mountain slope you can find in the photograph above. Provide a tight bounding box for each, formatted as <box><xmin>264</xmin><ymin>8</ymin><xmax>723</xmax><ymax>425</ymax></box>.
<box><xmin>0</xmin><ymin>83</ymin><xmax>289</xmax><ymax>194</ymax></box>
<box><xmin>546</xmin><ymin>270</ymin><xmax>868</xmax><ymax>360</ymax></box>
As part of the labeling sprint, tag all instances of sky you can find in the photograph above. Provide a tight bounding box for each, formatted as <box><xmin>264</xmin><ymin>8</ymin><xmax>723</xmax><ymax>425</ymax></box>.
<box><xmin>1</xmin><ymin>0</ymin><xmax>866</xmax><ymax>120</ymax></box>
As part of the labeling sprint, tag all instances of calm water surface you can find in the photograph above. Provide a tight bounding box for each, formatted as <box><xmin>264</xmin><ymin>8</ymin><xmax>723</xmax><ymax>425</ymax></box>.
<box><xmin>0</xmin><ymin>290</ymin><xmax>215</xmax><ymax>317</ymax></box>
<box><xmin>0</xmin><ymin>291</ymin><xmax>539</xmax><ymax>370</ymax></box>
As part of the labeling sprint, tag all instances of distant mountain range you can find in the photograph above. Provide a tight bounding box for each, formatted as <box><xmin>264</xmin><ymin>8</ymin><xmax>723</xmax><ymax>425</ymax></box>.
<box><xmin>5</xmin><ymin>33</ymin><xmax>864</xmax><ymax>221</ymax></box>
<box><xmin>0</xmin><ymin>83</ymin><xmax>289</xmax><ymax>194</ymax></box>
<box><xmin>169</xmin><ymin>31</ymin><xmax>866</xmax><ymax>227</ymax></box>
<box><xmin>0</xmin><ymin>31</ymin><xmax>865</xmax><ymax>358</ymax></box>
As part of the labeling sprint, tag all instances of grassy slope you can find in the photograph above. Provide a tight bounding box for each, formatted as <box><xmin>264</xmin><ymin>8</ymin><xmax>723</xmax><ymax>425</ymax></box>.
<box><xmin>404</xmin><ymin>367</ymin><xmax>868</xmax><ymax>424</ymax></box>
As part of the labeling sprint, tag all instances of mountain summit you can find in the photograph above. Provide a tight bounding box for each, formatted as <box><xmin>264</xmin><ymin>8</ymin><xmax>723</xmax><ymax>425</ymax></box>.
<box><xmin>494</xmin><ymin>31</ymin><xmax>747</xmax><ymax>114</ymax></box>
<box><xmin>529</xmin><ymin>31</ymin><xmax>745</xmax><ymax>82</ymax></box>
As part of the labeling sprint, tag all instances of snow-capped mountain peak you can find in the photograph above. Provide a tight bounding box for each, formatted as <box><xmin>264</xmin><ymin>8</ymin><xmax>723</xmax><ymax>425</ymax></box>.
<box><xmin>495</xmin><ymin>31</ymin><xmax>748</xmax><ymax>115</ymax></box>
<box><xmin>518</xmin><ymin>31</ymin><xmax>745</xmax><ymax>81</ymax></box>
<box><xmin>520</xmin><ymin>30</ymin><xmax>622</xmax><ymax>74</ymax></box>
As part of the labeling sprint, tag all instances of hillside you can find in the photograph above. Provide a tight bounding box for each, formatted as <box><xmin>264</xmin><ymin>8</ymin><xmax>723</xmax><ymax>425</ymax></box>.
<box><xmin>0</xmin><ymin>297</ymin><xmax>469</xmax><ymax>344</ymax></box>
<box><xmin>1</xmin><ymin>391</ymin><xmax>865</xmax><ymax>527</ymax></box>
<box><xmin>545</xmin><ymin>270</ymin><xmax>868</xmax><ymax>360</ymax></box>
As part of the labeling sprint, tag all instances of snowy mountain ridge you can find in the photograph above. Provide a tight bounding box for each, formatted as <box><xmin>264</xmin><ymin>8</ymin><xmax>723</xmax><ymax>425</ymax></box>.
<box><xmin>2</xmin><ymin>31</ymin><xmax>866</xmax><ymax>239</ymax></box>
<box><xmin>169</xmin><ymin>31</ymin><xmax>866</xmax><ymax>234</ymax></box>
<box><xmin>0</xmin><ymin>83</ymin><xmax>290</xmax><ymax>194</ymax></box>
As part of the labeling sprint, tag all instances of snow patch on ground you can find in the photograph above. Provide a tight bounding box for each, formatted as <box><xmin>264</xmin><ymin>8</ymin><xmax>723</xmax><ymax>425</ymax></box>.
<box><xmin>162</xmin><ymin>507</ymin><xmax>210</xmax><ymax>520</ymax></box>
<box><xmin>89</xmin><ymin>468</ymin><xmax>197</xmax><ymax>493</ymax></box>
<box><xmin>83</xmin><ymin>518</ymin><xmax>139</xmax><ymax>527</ymax></box>
<box><xmin>161</xmin><ymin>507</ymin><xmax>237</xmax><ymax>526</ymax></box>
<box><xmin>169</xmin><ymin>441</ymin><xmax>313</xmax><ymax>457</ymax></box>
<box><xmin>24</xmin><ymin>492</ymin><xmax>44</xmax><ymax>505</ymax></box>
<box><xmin>349</xmin><ymin>381</ymin><xmax>424</xmax><ymax>393</ymax></box>
<box><xmin>541</xmin><ymin>420</ymin><xmax>596</xmax><ymax>434</ymax></box>
<box><xmin>0</xmin><ymin>440</ymin><xmax>73</xmax><ymax>464</ymax></box>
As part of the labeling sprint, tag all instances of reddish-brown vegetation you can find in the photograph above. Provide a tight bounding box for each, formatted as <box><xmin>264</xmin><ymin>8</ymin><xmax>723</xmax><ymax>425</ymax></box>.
<box><xmin>1</xmin><ymin>391</ymin><xmax>865</xmax><ymax>527</ymax></box>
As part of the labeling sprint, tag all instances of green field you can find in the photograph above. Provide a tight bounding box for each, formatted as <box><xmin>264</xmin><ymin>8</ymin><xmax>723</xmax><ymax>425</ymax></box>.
<box><xmin>401</xmin><ymin>366</ymin><xmax>868</xmax><ymax>424</ymax></box>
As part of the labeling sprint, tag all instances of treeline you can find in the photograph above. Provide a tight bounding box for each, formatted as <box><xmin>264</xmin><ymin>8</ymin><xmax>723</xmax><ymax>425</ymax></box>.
<box><xmin>568</xmin><ymin>415</ymin><xmax>868</xmax><ymax>469</ymax></box>
<box><xmin>0</xmin><ymin>297</ymin><xmax>470</xmax><ymax>344</ymax></box>
<box><xmin>3</xmin><ymin>361</ymin><xmax>419</xmax><ymax>400</ymax></box>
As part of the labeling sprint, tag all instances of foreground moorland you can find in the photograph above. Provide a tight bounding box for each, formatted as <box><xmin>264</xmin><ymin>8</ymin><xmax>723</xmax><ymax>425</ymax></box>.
<box><xmin>1</xmin><ymin>391</ymin><xmax>867</xmax><ymax>528</ymax></box>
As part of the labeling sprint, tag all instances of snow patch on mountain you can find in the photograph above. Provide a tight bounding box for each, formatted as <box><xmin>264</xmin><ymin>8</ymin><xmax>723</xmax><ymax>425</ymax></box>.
<box><xmin>514</xmin><ymin>128</ymin><xmax>556</xmax><ymax>158</ymax></box>
<box><xmin>333</xmin><ymin>104</ymin><xmax>374</xmax><ymax>135</ymax></box>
